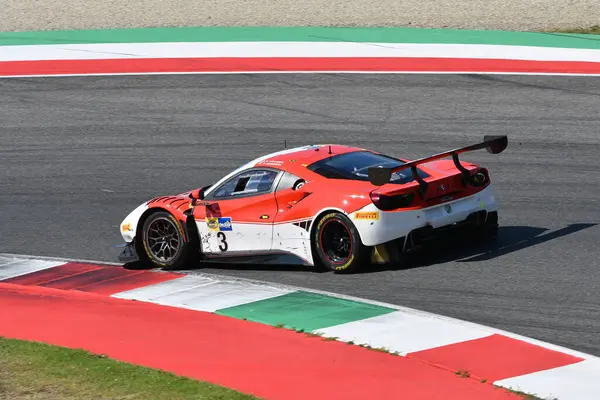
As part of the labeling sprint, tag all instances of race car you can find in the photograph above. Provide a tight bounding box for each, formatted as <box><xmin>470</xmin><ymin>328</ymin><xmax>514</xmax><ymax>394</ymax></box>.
<box><xmin>118</xmin><ymin>135</ymin><xmax>507</xmax><ymax>273</ymax></box>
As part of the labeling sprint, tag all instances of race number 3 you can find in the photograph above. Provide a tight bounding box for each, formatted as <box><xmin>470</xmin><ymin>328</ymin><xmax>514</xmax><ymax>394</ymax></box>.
<box><xmin>217</xmin><ymin>231</ymin><xmax>228</xmax><ymax>251</ymax></box>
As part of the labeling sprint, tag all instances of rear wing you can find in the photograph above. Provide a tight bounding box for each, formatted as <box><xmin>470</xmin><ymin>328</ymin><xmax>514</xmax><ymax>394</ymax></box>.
<box><xmin>367</xmin><ymin>135</ymin><xmax>508</xmax><ymax>196</ymax></box>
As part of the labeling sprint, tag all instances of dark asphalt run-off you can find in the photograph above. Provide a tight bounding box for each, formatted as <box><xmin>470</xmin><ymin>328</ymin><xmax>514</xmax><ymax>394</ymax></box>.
<box><xmin>1</xmin><ymin>73</ymin><xmax>599</xmax><ymax>355</ymax></box>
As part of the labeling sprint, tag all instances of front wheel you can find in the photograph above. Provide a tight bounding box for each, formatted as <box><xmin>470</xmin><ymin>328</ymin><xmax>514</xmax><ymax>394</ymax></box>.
<box><xmin>139</xmin><ymin>211</ymin><xmax>197</xmax><ymax>270</ymax></box>
<box><xmin>312</xmin><ymin>212</ymin><xmax>369</xmax><ymax>274</ymax></box>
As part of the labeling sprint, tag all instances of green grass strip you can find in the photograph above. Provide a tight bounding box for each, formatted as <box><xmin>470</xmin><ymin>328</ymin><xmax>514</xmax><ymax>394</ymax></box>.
<box><xmin>0</xmin><ymin>336</ymin><xmax>258</xmax><ymax>400</ymax></box>
<box><xmin>550</xmin><ymin>25</ymin><xmax>600</xmax><ymax>35</ymax></box>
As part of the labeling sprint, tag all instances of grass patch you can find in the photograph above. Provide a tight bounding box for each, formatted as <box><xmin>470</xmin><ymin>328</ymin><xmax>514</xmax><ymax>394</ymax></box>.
<box><xmin>0</xmin><ymin>336</ymin><xmax>258</xmax><ymax>400</ymax></box>
<box><xmin>502</xmin><ymin>387</ymin><xmax>555</xmax><ymax>400</ymax></box>
<box><xmin>455</xmin><ymin>369</ymin><xmax>470</xmax><ymax>378</ymax></box>
<box><xmin>548</xmin><ymin>25</ymin><xmax>600</xmax><ymax>35</ymax></box>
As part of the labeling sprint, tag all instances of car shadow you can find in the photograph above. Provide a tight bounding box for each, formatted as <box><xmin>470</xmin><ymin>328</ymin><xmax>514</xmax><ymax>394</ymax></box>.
<box><xmin>123</xmin><ymin>222</ymin><xmax>597</xmax><ymax>274</ymax></box>
<box><xmin>122</xmin><ymin>252</ymin><xmax>320</xmax><ymax>273</ymax></box>
<box><xmin>364</xmin><ymin>222</ymin><xmax>598</xmax><ymax>273</ymax></box>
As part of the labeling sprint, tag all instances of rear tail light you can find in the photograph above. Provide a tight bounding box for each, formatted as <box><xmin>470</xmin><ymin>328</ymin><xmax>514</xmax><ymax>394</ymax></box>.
<box><xmin>469</xmin><ymin>168</ymin><xmax>489</xmax><ymax>186</ymax></box>
<box><xmin>370</xmin><ymin>191</ymin><xmax>415</xmax><ymax>211</ymax></box>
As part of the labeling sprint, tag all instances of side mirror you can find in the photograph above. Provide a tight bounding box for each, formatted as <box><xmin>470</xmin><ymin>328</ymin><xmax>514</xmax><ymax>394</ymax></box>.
<box><xmin>189</xmin><ymin>188</ymin><xmax>203</xmax><ymax>201</ymax></box>
<box><xmin>189</xmin><ymin>185</ymin><xmax>211</xmax><ymax>201</ymax></box>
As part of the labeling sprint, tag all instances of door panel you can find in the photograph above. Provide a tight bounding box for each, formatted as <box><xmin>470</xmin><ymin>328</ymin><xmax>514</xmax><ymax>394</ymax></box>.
<box><xmin>193</xmin><ymin>168</ymin><xmax>280</xmax><ymax>256</ymax></box>
<box><xmin>271</xmin><ymin>187</ymin><xmax>315</xmax><ymax>262</ymax></box>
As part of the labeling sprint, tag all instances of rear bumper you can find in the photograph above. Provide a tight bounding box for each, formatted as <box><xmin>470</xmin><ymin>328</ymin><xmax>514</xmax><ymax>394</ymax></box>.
<box><xmin>117</xmin><ymin>241</ymin><xmax>139</xmax><ymax>264</ymax></box>
<box><xmin>352</xmin><ymin>184</ymin><xmax>498</xmax><ymax>246</ymax></box>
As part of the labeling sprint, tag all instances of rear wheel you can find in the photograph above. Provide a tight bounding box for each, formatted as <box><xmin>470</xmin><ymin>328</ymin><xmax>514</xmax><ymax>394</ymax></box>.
<box><xmin>139</xmin><ymin>211</ymin><xmax>197</xmax><ymax>270</ymax></box>
<box><xmin>312</xmin><ymin>212</ymin><xmax>369</xmax><ymax>274</ymax></box>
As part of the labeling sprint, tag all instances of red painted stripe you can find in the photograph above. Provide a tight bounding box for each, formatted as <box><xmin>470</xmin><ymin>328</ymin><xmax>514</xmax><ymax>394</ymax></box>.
<box><xmin>0</xmin><ymin>260</ymin><xmax>176</xmax><ymax>295</ymax></box>
<box><xmin>407</xmin><ymin>333</ymin><xmax>584</xmax><ymax>382</ymax></box>
<box><xmin>0</xmin><ymin>57</ymin><xmax>599</xmax><ymax>76</ymax></box>
<box><xmin>1</xmin><ymin>262</ymin><xmax>181</xmax><ymax>296</ymax></box>
<box><xmin>39</xmin><ymin>265</ymin><xmax>144</xmax><ymax>290</ymax></box>
<box><xmin>2</xmin><ymin>262</ymin><xmax>102</xmax><ymax>285</ymax></box>
<box><xmin>0</xmin><ymin>283</ymin><xmax>522</xmax><ymax>400</ymax></box>
<box><xmin>75</xmin><ymin>269</ymin><xmax>182</xmax><ymax>296</ymax></box>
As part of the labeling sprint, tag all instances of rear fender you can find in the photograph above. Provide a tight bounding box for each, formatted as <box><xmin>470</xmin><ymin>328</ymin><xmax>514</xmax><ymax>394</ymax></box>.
<box><xmin>309</xmin><ymin>205</ymin><xmax>373</xmax><ymax>248</ymax></box>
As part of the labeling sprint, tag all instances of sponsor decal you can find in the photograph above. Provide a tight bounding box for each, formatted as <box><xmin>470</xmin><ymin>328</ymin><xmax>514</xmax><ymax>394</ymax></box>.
<box><xmin>206</xmin><ymin>217</ymin><xmax>219</xmax><ymax>231</ymax></box>
<box><xmin>260</xmin><ymin>214</ymin><xmax>270</xmax><ymax>220</ymax></box>
<box><xmin>354</xmin><ymin>211</ymin><xmax>379</xmax><ymax>220</ymax></box>
<box><xmin>206</xmin><ymin>217</ymin><xmax>233</xmax><ymax>231</ymax></box>
<box><xmin>121</xmin><ymin>223</ymin><xmax>132</xmax><ymax>232</ymax></box>
<box><xmin>444</xmin><ymin>204</ymin><xmax>453</xmax><ymax>214</ymax></box>
<box><xmin>257</xmin><ymin>160</ymin><xmax>283</xmax><ymax>167</ymax></box>
<box><xmin>218</xmin><ymin>217</ymin><xmax>233</xmax><ymax>231</ymax></box>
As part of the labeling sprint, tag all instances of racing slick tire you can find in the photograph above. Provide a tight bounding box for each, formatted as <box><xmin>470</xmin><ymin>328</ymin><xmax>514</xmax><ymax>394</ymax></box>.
<box><xmin>312</xmin><ymin>211</ymin><xmax>369</xmax><ymax>274</ymax></box>
<box><xmin>138</xmin><ymin>211</ymin><xmax>197</xmax><ymax>270</ymax></box>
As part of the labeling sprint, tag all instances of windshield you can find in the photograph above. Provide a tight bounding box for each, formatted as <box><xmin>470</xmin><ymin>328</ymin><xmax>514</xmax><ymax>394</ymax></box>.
<box><xmin>307</xmin><ymin>151</ymin><xmax>429</xmax><ymax>184</ymax></box>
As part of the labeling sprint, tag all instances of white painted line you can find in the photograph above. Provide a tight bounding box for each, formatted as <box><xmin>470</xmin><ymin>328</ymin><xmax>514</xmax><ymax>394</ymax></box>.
<box><xmin>0</xmin><ymin>256</ymin><xmax>23</xmax><ymax>268</ymax></box>
<box><xmin>113</xmin><ymin>274</ymin><xmax>291</xmax><ymax>312</ymax></box>
<box><xmin>0</xmin><ymin>252</ymin><xmax>123</xmax><ymax>267</ymax></box>
<box><xmin>0</xmin><ymin>257</ymin><xmax>65</xmax><ymax>280</ymax></box>
<box><xmin>495</xmin><ymin>358</ymin><xmax>600</xmax><ymax>400</ymax></box>
<box><xmin>2</xmin><ymin>42</ymin><xmax>600</xmax><ymax>62</ymax></box>
<box><xmin>113</xmin><ymin>275</ymin><xmax>214</xmax><ymax>300</ymax></box>
<box><xmin>152</xmin><ymin>281</ymin><xmax>291</xmax><ymax>312</ymax></box>
<box><xmin>314</xmin><ymin>311</ymin><xmax>493</xmax><ymax>355</ymax></box>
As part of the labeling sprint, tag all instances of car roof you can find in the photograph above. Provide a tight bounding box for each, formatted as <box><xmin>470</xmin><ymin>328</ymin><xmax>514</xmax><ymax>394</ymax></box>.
<box><xmin>252</xmin><ymin>144</ymin><xmax>365</xmax><ymax>172</ymax></box>
<box><xmin>250</xmin><ymin>144</ymin><xmax>456</xmax><ymax>179</ymax></box>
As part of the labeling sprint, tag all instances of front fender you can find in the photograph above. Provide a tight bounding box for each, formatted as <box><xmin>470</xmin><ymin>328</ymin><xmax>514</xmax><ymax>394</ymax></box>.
<box><xmin>120</xmin><ymin>202</ymin><xmax>149</xmax><ymax>242</ymax></box>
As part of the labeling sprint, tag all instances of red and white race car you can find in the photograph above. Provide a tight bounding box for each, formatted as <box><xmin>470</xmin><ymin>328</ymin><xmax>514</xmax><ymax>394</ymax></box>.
<box><xmin>118</xmin><ymin>136</ymin><xmax>507</xmax><ymax>273</ymax></box>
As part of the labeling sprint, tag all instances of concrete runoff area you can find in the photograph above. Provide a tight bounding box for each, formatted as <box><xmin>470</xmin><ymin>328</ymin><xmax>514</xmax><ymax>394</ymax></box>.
<box><xmin>2</xmin><ymin>0</ymin><xmax>599</xmax><ymax>32</ymax></box>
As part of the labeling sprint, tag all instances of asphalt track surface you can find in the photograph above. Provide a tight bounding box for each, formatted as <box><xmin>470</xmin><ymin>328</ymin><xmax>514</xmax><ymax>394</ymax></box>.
<box><xmin>1</xmin><ymin>74</ymin><xmax>599</xmax><ymax>356</ymax></box>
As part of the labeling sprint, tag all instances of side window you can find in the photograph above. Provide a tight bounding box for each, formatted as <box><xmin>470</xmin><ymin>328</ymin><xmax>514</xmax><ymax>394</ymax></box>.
<box><xmin>276</xmin><ymin>171</ymin><xmax>304</xmax><ymax>191</ymax></box>
<box><xmin>212</xmin><ymin>169</ymin><xmax>279</xmax><ymax>199</ymax></box>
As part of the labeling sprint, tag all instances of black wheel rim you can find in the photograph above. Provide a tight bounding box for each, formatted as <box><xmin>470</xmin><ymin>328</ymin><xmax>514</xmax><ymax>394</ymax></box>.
<box><xmin>145</xmin><ymin>217</ymin><xmax>181</xmax><ymax>262</ymax></box>
<box><xmin>320</xmin><ymin>220</ymin><xmax>352</xmax><ymax>263</ymax></box>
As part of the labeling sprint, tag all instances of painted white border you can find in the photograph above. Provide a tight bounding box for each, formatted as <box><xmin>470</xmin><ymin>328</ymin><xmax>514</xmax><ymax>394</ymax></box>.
<box><xmin>2</xmin><ymin>42</ymin><xmax>600</xmax><ymax>62</ymax></box>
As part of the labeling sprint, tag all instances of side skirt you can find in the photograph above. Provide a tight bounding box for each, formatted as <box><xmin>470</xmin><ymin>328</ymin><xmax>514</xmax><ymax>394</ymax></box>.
<box><xmin>200</xmin><ymin>251</ymin><xmax>313</xmax><ymax>266</ymax></box>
